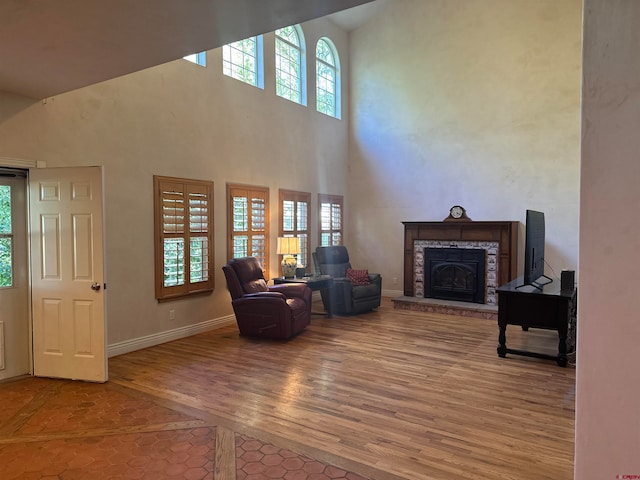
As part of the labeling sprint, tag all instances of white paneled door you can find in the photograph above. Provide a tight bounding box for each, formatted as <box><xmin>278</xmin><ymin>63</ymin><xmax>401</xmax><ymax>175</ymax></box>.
<box><xmin>30</xmin><ymin>167</ymin><xmax>107</xmax><ymax>382</ymax></box>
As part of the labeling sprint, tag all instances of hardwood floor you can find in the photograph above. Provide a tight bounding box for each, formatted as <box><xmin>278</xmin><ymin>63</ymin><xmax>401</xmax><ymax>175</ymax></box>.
<box><xmin>0</xmin><ymin>298</ymin><xmax>574</xmax><ymax>479</ymax></box>
<box><xmin>106</xmin><ymin>298</ymin><xmax>575</xmax><ymax>480</ymax></box>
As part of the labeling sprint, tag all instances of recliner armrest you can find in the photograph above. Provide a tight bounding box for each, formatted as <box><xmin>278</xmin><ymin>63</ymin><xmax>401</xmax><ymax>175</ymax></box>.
<box><xmin>232</xmin><ymin>293</ymin><xmax>289</xmax><ymax>312</ymax></box>
<box><xmin>269</xmin><ymin>283</ymin><xmax>310</xmax><ymax>299</ymax></box>
<box><xmin>243</xmin><ymin>291</ymin><xmax>287</xmax><ymax>300</ymax></box>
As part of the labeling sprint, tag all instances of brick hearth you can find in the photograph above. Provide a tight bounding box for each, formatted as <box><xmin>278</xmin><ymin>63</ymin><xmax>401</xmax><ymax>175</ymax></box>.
<box><xmin>392</xmin><ymin>295</ymin><xmax>498</xmax><ymax>320</ymax></box>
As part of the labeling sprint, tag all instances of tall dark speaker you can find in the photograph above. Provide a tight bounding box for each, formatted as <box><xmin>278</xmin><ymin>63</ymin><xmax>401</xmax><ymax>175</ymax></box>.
<box><xmin>561</xmin><ymin>270</ymin><xmax>575</xmax><ymax>294</ymax></box>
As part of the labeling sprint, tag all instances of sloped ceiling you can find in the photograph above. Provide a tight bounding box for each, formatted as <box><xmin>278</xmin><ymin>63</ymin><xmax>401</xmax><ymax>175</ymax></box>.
<box><xmin>0</xmin><ymin>0</ymin><xmax>374</xmax><ymax>99</ymax></box>
<box><xmin>326</xmin><ymin>0</ymin><xmax>392</xmax><ymax>32</ymax></box>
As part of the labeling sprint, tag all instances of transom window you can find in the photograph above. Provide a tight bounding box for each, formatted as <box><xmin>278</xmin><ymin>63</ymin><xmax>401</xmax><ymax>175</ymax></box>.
<box><xmin>183</xmin><ymin>52</ymin><xmax>206</xmax><ymax>67</ymax></box>
<box><xmin>279</xmin><ymin>189</ymin><xmax>311</xmax><ymax>271</ymax></box>
<box><xmin>316</xmin><ymin>38</ymin><xmax>341</xmax><ymax>119</ymax></box>
<box><xmin>227</xmin><ymin>184</ymin><xmax>269</xmax><ymax>273</ymax></box>
<box><xmin>275</xmin><ymin>25</ymin><xmax>306</xmax><ymax>105</ymax></box>
<box><xmin>223</xmin><ymin>36</ymin><xmax>264</xmax><ymax>88</ymax></box>
<box><xmin>154</xmin><ymin>176</ymin><xmax>214</xmax><ymax>301</ymax></box>
<box><xmin>318</xmin><ymin>193</ymin><xmax>343</xmax><ymax>246</ymax></box>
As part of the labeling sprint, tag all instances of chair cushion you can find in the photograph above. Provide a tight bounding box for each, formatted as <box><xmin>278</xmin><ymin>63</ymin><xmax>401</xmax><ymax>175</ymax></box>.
<box><xmin>346</xmin><ymin>268</ymin><xmax>370</xmax><ymax>286</ymax></box>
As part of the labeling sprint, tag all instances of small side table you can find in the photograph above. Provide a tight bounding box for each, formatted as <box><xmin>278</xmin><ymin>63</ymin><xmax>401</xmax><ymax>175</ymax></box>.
<box><xmin>273</xmin><ymin>275</ymin><xmax>333</xmax><ymax>318</ymax></box>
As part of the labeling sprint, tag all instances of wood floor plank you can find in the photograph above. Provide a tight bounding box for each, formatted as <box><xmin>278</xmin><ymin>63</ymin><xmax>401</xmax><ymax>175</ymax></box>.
<box><xmin>215</xmin><ymin>426</ymin><xmax>236</xmax><ymax>480</ymax></box>
<box><xmin>109</xmin><ymin>298</ymin><xmax>575</xmax><ymax>480</ymax></box>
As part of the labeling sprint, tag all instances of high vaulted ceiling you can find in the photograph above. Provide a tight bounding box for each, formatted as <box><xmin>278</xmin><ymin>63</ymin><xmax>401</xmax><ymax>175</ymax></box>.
<box><xmin>0</xmin><ymin>0</ymin><xmax>375</xmax><ymax>99</ymax></box>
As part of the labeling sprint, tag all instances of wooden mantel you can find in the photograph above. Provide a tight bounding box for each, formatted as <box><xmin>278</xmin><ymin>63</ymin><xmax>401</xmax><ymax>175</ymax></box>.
<box><xmin>403</xmin><ymin>221</ymin><xmax>519</xmax><ymax>297</ymax></box>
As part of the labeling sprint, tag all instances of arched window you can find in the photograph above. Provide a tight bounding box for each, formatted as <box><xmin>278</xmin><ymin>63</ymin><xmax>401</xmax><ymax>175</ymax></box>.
<box><xmin>316</xmin><ymin>38</ymin><xmax>341</xmax><ymax>119</ymax></box>
<box><xmin>275</xmin><ymin>25</ymin><xmax>306</xmax><ymax>105</ymax></box>
<box><xmin>222</xmin><ymin>35</ymin><xmax>264</xmax><ymax>88</ymax></box>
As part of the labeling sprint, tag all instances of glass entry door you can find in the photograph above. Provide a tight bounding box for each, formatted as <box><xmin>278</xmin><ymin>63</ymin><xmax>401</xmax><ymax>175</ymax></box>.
<box><xmin>0</xmin><ymin>169</ymin><xmax>30</xmax><ymax>380</ymax></box>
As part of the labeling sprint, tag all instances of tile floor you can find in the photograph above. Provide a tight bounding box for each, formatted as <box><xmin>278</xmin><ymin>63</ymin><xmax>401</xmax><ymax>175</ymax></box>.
<box><xmin>0</xmin><ymin>377</ymin><xmax>370</xmax><ymax>480</ymax></box>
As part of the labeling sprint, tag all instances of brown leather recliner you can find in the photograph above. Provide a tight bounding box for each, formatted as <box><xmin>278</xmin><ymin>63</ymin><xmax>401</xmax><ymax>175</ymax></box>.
<box><xmin>222</xmin><ymin>256</ymin><xmax>312</xmax><ymax>339</ymax></box>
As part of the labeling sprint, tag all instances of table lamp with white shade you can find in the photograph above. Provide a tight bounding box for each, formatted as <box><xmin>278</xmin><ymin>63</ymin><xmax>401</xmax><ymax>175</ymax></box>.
<box><xmin>276</xmin><ymin>237</ymin><xmax>300</xmax><ymax>278</ymax></box>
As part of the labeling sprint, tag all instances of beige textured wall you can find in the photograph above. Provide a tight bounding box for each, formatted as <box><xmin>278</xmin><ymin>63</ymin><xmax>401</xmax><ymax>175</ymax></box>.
<box><xmin>348</xmin><ymin>0</ymin><xmax>582</xmax><ymax>291</ymax></box>
<box><xmin>0</xmin><ymin>17</ymin><xmax>349</xmax><ymax>347</ymax></box>
<box><xmin>578</xmin><ymin>0</ymin><xmax>640</xmax><ymax>476</ymax></box>
<box><xmin>0</xmin><ymin>1</ymin><xmax>584</xmax><ymax>350</ymax></box>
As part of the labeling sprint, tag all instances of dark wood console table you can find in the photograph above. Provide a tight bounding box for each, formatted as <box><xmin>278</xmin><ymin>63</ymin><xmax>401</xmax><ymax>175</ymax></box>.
<box><xmin>496</xmin><ymin>277</ymin><xmax>577</xmax><ymax>367</ymax></box>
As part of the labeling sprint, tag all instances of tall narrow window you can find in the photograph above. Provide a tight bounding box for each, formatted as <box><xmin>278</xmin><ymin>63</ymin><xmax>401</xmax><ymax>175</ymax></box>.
<box><xmin>316</xmin><ymin>38</ymin><xmax>341</xmax><ymax>119</ymax></box>
<box><xmin>275</xmin><ymin>25</ymin><xmax>306</xmax><ymax>105</ymax></box>
<box><xmin>0</xmin><ymin>184</ymin><xmax>13</xmax><ymax>288</ymax></box>
<box><xmin>318</xmin><ymin>194</ymin><xmax>343</xmax><ymax>247</ymax></box>
<box><xmin>223</xmin><ymin>36</ymin><xmax>264</xmax><ymax>88</ymax></box>
<box><xmin>279</xmin><ymin>189</ymin><xmax>311</xmax><ymax>272</ymax></box>
<box><xmin>227</xmin><ymin>184</ymin><xmax>269</xmax><ymax>273</ymax></box>
<box><xmin>154</xmin><ymin>176</ymin><xmax>214</xmax><ymax>301</ymax></box>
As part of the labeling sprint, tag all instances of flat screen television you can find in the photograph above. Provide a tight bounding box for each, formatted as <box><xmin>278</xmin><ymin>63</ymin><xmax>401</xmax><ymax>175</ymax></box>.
<box><xmin>522</xmin><ymin>209</ymin><xmax>552</xmax><ymax>290</ymax></box>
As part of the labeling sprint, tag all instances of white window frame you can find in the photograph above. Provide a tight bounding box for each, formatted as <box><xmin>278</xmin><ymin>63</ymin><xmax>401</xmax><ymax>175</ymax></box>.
<box><xmin>316</xmin><ymin>38</ymin><xmax>341</xmax><ymax>119</ymax></box>
<box><xmin>0</xmin><ymin>183</ymin><xmax>14</xmax><ymax>288</ymax></box>
<box><xmin>223</xmin><ymin>35</ymin><xmax>265</xmax><ymax>89</ymax></box>
<box><xmin>183</xmin><ymin>52</ymin><xmax>207</xmax><ymax>67</ymax></box>
<box><xmin>275</xmin><ymin>25</ymin><xmax>307</xmax><ymax>105</ymax></box>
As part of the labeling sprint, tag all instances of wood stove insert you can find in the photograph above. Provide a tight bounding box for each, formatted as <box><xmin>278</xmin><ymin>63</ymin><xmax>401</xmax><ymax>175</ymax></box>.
<box><xmin>424</xmin><ymin>247</ymin><xmax>486</xmax><ymax>303</ymax></box>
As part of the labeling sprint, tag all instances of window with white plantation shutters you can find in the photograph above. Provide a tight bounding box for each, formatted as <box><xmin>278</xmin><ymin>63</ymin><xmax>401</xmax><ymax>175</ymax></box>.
<box><xmin>188</xmin><ymin>189</ymin><xmax>210</xmax><ymax>283</ymax></box>
<box><xmin>279</xmin><ymin>189</ymin><xmax>310</xmax><ymax>271</ymax></box>
<box><xmin>227</xmin><ymin>184</ymin><xmax>269</xmax><ymax>274</ymax></box>
<box><xmin>154</xmin><ymin>176</ymin><xmax>214</xmax><ymax>301</ymax></box>
<box><xmin>318</xmin><ymin>193</ymin><xmax>343</xmax><ymax>247</ymax></box>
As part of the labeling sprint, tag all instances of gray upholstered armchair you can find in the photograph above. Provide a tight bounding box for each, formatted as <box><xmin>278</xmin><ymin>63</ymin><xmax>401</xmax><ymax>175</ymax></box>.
<box><xmin>314</xmin><ymin>246</ymin><xmax>382</xmax><ymax>315</ymax></box>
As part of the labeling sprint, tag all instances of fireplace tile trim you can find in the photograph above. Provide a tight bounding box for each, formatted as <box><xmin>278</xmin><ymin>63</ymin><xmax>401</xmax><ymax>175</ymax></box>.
<box><xmin>414</xmin><ymin>240</ymin><xmax>499</xmax><ymax>305</ymax></box>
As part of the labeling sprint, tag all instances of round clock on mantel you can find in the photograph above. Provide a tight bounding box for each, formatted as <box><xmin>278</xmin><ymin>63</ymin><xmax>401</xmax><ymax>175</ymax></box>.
<box><xmin>445</xmin><ymin>205</ymin><xmax>471</xmax><ymax>221</ymax></box>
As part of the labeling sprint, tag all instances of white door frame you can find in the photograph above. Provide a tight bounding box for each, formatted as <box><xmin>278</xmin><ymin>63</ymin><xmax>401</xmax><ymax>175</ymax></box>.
<box><xmin>0</xmin><ymin>168</ymin><xmax>31</xmax><ymax>380</ymax></box>
<box><xmin>0</xmin><ymin>158</ymin><xmax>107</xmax><ymax>382</ymax></box>
<box><xmin>0</xmin><ymin>158</ymin><xmax>37</xmax><ymax>379</ymax></box>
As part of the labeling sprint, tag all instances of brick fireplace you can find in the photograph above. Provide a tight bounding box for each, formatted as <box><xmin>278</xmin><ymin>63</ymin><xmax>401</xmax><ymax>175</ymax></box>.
<box><xmin>401</xmin><ymin>221</ymin><xmax>519</xmax><ymax>307</ymax></box>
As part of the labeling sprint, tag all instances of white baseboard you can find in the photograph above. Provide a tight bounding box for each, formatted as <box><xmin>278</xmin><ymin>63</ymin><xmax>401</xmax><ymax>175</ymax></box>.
<box><xmin>108</xmin><ymin>288</ymin><xmax>403</xmax><ymax>359</ymax></box>
<box><xmin>108</xmin><ymin>315</ymin><xmax>236</xmax><ymax>358</ymax></box>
